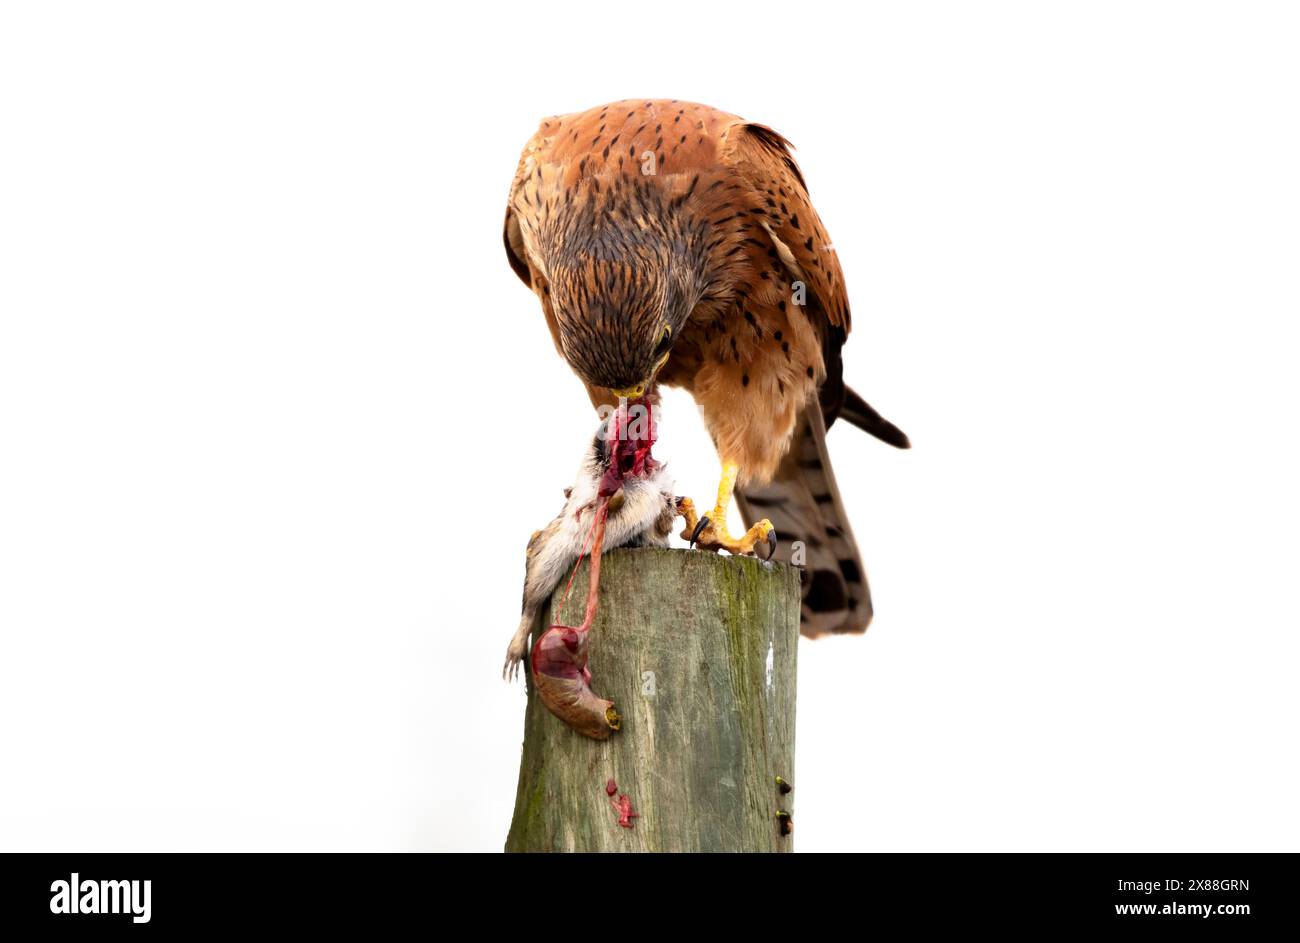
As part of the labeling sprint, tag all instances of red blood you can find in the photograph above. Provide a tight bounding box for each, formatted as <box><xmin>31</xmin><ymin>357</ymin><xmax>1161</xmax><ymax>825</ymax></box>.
<box><xmin>598</xmin><ymin>395</ymin><xmax>659</xmax><ymax>498</ymax></box>
<box><xmin>529</xmin><ymin>503</ymin><xmax>620</xmax><ymax>740</ymax></box>
<box><xmin>530</xmin><ymin>395</ymin><xmax>661</xmax><ymax>742</ymax></box>
<box><xmin>605</xmin><ymin>778</ymin><xmax>618</xmax><ymax>797</ymax></box>
<box><xmin>611</xmin><ymin>792</ymin><xmax>640</xmax><ymax>829</ymax></box>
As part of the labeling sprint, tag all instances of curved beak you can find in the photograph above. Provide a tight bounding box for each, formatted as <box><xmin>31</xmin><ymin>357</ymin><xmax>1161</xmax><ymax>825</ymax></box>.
<box><xmin>610</xmin><ymin>351</ymin><xmax>670</xmax><ymax>400</ymax></box>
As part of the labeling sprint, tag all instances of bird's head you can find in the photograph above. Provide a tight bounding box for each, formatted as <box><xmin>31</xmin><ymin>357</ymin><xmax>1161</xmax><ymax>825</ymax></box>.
<box><xmin>548</xmin><ymin>251</ymin><xmax>696</xmax><ymax>398</ymax></box>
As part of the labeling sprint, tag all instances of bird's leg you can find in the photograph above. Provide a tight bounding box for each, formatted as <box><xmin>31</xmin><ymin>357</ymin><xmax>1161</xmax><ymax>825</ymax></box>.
<box><xmin>680</xmin><ymin>461</ymin><xmax>776</xmax><ymax>557</ymax></box>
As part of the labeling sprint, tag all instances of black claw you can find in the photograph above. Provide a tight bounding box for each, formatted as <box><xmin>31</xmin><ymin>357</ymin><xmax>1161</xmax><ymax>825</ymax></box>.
<box><xmin>690</xmin><ymin>516</ymin><xmax>711</xmax><ymax>548</ymax></box>
<box><xmin>758</xmin><ymin>530</ymin><xmax>778</xmax><ymax>561</ymax></box>
<box><xmin>776</xmin><ymin>776</ymin><xmax>793</xmax><ymax>795</ymax></box>
<box><xmin>775</xmin><ymin>810</ymin><xmax>793</xmax><ymax>836</ymax></box>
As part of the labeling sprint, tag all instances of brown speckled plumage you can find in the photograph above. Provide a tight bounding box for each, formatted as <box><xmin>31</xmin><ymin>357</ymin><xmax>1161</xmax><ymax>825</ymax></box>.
<box><xmin>504</xmin><ymin>100</ymin><xmax>908</xmax><ymax>636</ymax></box>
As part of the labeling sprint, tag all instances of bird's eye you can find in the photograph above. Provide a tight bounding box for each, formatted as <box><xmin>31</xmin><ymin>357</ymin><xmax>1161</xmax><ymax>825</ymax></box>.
<box><xmin>653</xmin><ymin>325</ymin><xmax>673</xmax><ymax>358</ymax></box>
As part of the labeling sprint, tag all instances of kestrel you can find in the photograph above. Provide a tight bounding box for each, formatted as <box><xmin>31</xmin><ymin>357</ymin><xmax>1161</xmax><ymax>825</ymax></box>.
<box><xmin>503</xmin><ymin>100</ymin><xmax>908</xmax><ymax>636</ymax></box>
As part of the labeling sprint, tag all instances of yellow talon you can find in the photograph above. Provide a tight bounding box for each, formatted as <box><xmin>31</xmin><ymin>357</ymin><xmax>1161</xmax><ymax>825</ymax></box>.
<box><xmin>678</xmin><ymin>462</ymin><xmax>777</xmax><ymax>556</ymax></box>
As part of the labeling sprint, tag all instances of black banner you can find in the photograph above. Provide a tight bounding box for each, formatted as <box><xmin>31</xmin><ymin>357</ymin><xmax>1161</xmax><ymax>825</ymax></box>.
<box><xmin>0</xmin><ymin>853</ymin><xmax>1288</xmax><ymax>932</ymax></box>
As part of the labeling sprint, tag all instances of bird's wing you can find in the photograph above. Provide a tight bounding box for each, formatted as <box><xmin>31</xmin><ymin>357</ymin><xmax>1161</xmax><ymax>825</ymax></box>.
<box><xmin>720</xmin><ymin>121</ymin><xmax>850</xmax><ymax>331</ymax></box>
<box><xmin>722</xmin><ymin>120</ymin><xmax>877</xmax><ymax>634</ymax></box>
<box><xmin>720</xmin><ymin>121</ymin><xmax>855</xmax><ymax>426</ymax></box>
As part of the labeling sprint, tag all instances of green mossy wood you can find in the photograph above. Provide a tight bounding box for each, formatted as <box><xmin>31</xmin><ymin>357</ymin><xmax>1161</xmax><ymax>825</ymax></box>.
<box><xmin>505</xmin><ymin>547</ymin><xmax>801</xmax><ymax>852</ymax></box>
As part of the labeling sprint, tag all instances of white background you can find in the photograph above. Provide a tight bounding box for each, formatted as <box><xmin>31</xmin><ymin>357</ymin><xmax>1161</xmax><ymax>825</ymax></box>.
<box><xmin>2</xmin><ymin>1</ymin><xmax>1297</xmax><ymax>852</ymax></box>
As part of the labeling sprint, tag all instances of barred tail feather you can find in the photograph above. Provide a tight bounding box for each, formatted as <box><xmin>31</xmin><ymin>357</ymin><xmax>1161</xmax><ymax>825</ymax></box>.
<box><xmin>735</xmin><ymin>401</ymin><xmax>872</xmax><ymax>638</ymax></box>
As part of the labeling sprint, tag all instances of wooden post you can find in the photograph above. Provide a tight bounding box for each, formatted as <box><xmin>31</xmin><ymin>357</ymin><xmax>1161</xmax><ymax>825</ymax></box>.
<box><xmin>505</xmin><ymin>546</ymin><xmax>801</xmax><ymax>853</ymax></box>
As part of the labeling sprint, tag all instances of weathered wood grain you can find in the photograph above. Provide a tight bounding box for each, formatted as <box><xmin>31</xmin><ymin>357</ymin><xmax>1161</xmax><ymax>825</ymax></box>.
<box><xmin>506</xmin><ymin>547</ymin><xmax>800</xmax><ymax>852</ymax></box>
